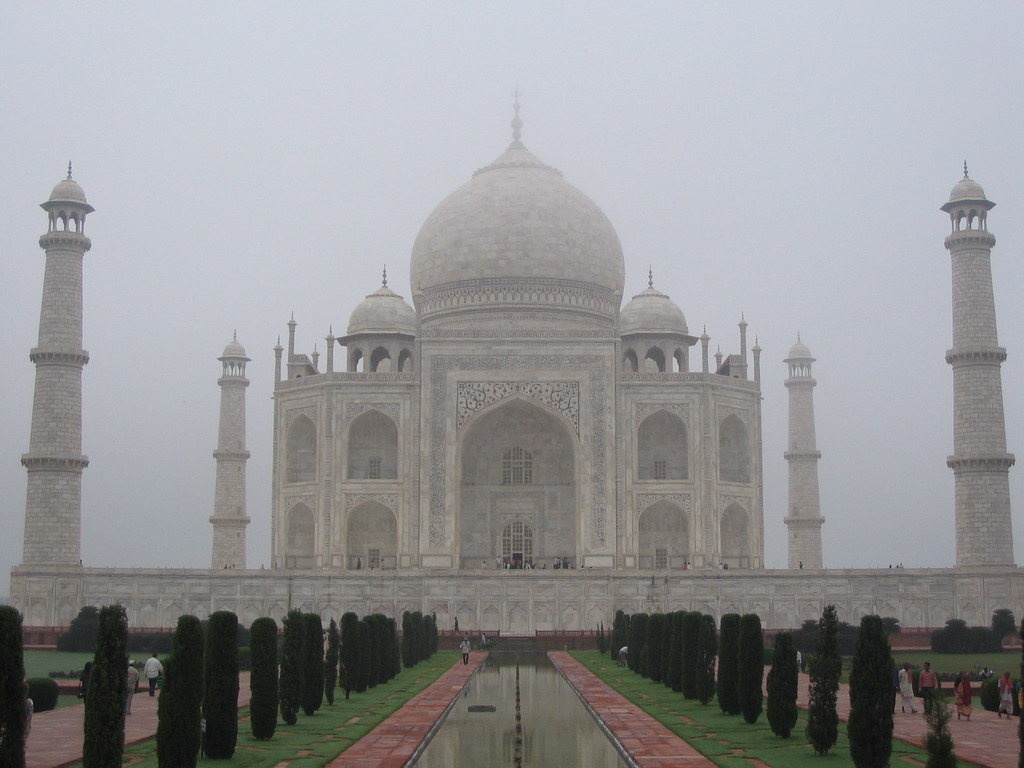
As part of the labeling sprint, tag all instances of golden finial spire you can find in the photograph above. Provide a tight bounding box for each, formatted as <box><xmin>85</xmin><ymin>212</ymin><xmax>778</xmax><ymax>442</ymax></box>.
<box><xmin>511</xmin><ymin>87</ymin><xmax>523</xmax><ymax>143</ymax></box>
<box><xmin>963</xmin><ymin>160</ymin><xmax>969</xmax><ymax>178</ymax></box>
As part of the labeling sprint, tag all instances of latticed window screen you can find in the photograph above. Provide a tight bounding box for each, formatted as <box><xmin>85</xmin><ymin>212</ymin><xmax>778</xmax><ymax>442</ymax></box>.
<box><xmin>368</xmin><ymin>548</ymin><xmax>380</xmax><ymax>569</ymax></box>
<box><xmin>655</xmin><ymin>548</ymin><xmax>668</xmax><ymax>569</ymax></box>
<box><xmin>502</xmin><ymin>446</ymin><xmax>533</xmax><ymax>484</ymax></box>
<box><xmin>367</xmin><ymin>457</ymin><xmax>382</xmax><ymax>479</ymax></box>
<box><xmin>502</xmin><ymin>520</ymin><xmax>534</xmax><ymax>558</ymax></box>
<box><xmin>653</xmin><ymin>459</ymin><xmax>667</xmax><ymax>480</ymax></box>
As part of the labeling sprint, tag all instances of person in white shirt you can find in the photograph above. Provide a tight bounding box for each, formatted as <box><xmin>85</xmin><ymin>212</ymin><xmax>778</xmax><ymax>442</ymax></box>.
<box><xmin>144</xmin><ymin>654</ymin><xmax>164</xmax><ymax>696</ymax></box>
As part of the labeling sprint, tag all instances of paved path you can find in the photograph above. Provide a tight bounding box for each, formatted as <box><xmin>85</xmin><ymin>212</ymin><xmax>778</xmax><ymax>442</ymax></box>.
<box><xmin>797</xmin><ymin>673</ymin><xmax>1020</xmax><ymax>768</ymax></box>
<box><xmin>550</xmin><ymin>651</ymin><xmax>716</xmax><ymax>767</ymax></box>
<box><xmin>325</xmin><ymin>652</ymin><xmax>487</xmax><ymax>768</ymax></box>
<box><xmin>25</xmin><ymin>674</ymin><xmax>251</xmax><ymax>768</ymax></box>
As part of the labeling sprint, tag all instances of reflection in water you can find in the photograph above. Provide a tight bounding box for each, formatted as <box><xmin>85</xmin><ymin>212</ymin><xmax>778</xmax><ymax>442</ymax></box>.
<box><xmin>412</xmin><ymin>654</ymin><xmax>629</xmax><ymax>767</ymax></box>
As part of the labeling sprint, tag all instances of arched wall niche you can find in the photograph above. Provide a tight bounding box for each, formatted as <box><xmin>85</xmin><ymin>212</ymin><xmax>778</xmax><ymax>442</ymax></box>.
<box><xmin>637</xmin><ymin>499</ymin><xmax>689</xmax><ymax>569</ymax></box>
<box><xmin>346</xmin><ymin>501</ymin><xmax>397</xmax><ymax>569</ymax></box>
<box><xmin>286</xmin><ymin>416</ymin><xmax>317</xmax><ymax>483</ymax></box>
<box><xmin>346</xmin><ymin>409</ymin><xmax>399</xmax><ymax>480</ymax></box>
<box><xmin>637</xmin><ymin>410</ymin><xmax>688</xmax><ymax>481</ymax></box>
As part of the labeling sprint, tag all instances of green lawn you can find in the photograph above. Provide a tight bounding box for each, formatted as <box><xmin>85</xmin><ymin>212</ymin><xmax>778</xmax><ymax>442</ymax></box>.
<box><xmin>62</xmin><ymin>652</ymin><xmax>460</xmax><ymax>768</ymax></box>
<box><xmin>24</xmin><ymin>649</ymin><xmax>94</xmax><ymax>680</ymax></box>
<box><xmin>891</xmin><ymin>650</ymin><xmax>1019</xmax><ymax>680</ymax></box>
<box><xmin>571</xmin><ymin>651</ymin><xmax>985</xmax><ymax>768</ymax></box>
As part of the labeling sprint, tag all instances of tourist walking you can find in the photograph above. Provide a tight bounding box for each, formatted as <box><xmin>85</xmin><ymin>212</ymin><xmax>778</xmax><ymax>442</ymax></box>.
<box><xmin>144</xmin><ymin>653</ymin><xmax>164</xmax><ymax>696</ymax></box>
<box><xmin>898</xmin><ymin>663</ymin><xmax>917</xmax><ymax>713</ymax></box>
<box><xmin>998</xmin><ymin>671</ymin><xmax>1014</xmax><ymax>718</ymax></box>
<box><xmin>125</xmin><ymin>660</ymin><xmax>139</xmax><ymax>714</ymax></box>
<box><xmin>459</xmin><ymin>635</ymin><xmax>471</xmax><ymax>665</ymax></box>
<box><xmin>954</xmin><ymin>671</ymin><xmax>973</xmax><ymax>720</ymax></box>
<box><xmin>919</xmin><ymin>661</ymin><xmax>939</xmax><ymax>713</ymax></box>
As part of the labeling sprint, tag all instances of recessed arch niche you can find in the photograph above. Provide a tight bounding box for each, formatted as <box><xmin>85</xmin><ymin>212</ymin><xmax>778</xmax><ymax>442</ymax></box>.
<box><xmin>346</xmin><ymin>501</ymin><xmax>397</xmax><ymax>569</ymax></box>
<box><xmin>347</xmin><ymin>410</ymin><xmax>398</xmax><ymax>480</ymax></box>
<box><xmin>637</xmin><ymin>499</ymin><xmax>689</xmax><ymax>569</ymax></box>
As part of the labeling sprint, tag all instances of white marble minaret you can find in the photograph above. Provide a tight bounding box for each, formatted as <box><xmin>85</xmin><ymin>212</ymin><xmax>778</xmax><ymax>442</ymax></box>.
<box><xmin>784</xmin><ymin>336</ymin><xmax>824</xmax><ymax>569</ymax></box>
<box><xmin>210</xmin><ymin>335</ymin><xmax>251</xmax><ymax>568</ymax></box>
<box><xmin>21</xmin><ymin>168</ymin><xmax>93</xmax><ymax>565</ymax></box>
<box><xmin>942</xmin><ymin>167</ymin><xmax>1015</xmax><ymax>567</ymax></box>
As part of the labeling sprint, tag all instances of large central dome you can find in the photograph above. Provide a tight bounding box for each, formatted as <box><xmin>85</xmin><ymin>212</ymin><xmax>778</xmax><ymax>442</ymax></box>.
<box><xmin>410</xmin><ymin>134</ymin><xmax>625</xmax><ymax>331</ymax></box>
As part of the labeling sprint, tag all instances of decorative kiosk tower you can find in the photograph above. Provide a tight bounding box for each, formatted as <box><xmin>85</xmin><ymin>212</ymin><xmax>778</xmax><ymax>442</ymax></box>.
<box><xmin>784</xmin><ymin>336</ymin><xmax>824</xmax><ymax>569</ymax></box>
<box><xmin>942</xmin><ymin>168</ymin><xmax>1015</xmax><ymax>567</ymax></box>
<box><xmin>22</xmin><ymin>168</ymin><xmax>93</xmax><ymax>565</ymax></box>
<box><xmin>210</xmin><ymin>335</ymin><xmax>251</xmax><ymax>568</ymax></box>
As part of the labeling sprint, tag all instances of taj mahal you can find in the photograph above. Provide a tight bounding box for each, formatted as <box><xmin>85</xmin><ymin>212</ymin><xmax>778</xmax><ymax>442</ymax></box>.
<box><xmin>10</xmin><ymin>106</ymin><xmax>1023</xmax><ymax>632</ymax></box>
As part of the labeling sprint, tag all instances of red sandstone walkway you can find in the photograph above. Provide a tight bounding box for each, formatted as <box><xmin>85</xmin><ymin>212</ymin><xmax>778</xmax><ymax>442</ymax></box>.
<box><xmin>25</xmin><ymin>673</ymin><xmax>251</xmax><ymax>768</ymax></box>
<box><xmin>797</xmin><ymin>673</ymin><xmax>1020</xmax><ymax>768</ymax></box>
<box><xmin>325</xmin><ymin>651</ymin><xmax>487</xmax><ymax>768</ymax></box>
<box><xmin>550</xmin><ymin>651</ymin><xmax>716</xmax><ymax>767</ymax></box>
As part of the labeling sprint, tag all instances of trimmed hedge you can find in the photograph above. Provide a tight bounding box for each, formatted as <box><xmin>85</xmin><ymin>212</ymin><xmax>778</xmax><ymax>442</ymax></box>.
<box><xmin>157</xmin><ymin>615</ymin><xmax>204</xmax><ymax>768</ymax></box>
<box><xmin>83</xmin><ymin>604</ymin><xmax>128</xmax><ymax>768</ymax></box>
<box><xmin>202</xmin><ymin>611</ymin><xmax>239</xmax><ymax>759</ymax></box>
<box><xmin>26</xmin><ymin>678</ymin><xmax>58</xmax><ymax>713</ymax></box>
<box><xmin>0</xmin><ymin>605</ymin><xmax>27</xmax><ymax>768</ymax></box>
<box><xmin>249</xmin><ymin>617</ymin><xmax>278</xmax><ymax>740</ymax></box>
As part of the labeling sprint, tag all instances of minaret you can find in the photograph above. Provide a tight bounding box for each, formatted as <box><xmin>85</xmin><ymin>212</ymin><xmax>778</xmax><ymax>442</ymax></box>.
<box><xmin>941</xmin><ymin>167</ymin><xmax>1015</xmax><ymax>567</ymax></box>
<box><xmin>21</xmin><ymin>167</ymin><xmax>93</xmax><ymax>565</ymax></box>
<box><xmin>210</xmin><ymin>335</ymin><xmax>251</xmax><ymax>569</ymax></box>
<box><xmin>784</xmin><ymin>336</ymin><xmax>824</xmax><ymax>569</ymax></box>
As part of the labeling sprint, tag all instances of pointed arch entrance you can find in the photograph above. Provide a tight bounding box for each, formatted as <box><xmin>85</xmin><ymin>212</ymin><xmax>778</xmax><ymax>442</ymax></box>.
<box><xmin>458</xmin><ymin>397</ymin><xmax>577</xmax><ymax>569</ymax></box>
<box><xmin>346</xmin><ymin>501</ymin><xmax>397</xmax><ymax>570</ymax></box>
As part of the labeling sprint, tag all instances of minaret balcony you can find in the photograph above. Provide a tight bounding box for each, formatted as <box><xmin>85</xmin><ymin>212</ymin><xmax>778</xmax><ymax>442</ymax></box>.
<box><xmin>945</xmin><ymin>346</ymin><xmax>1007</xmax><ymax>366</ymax></box>
<box><xmin>946</xmin><ymin>453</ymin><xmax>1015</xmax><ymax>471</ymax></box>
<box><xmin>29</xmin><ymin>348</ymin><xmax>89</xmax><ymax>366</ymax></box>
<box><xmin>39</xmin><ymin>231</ymin><xmax>91</xmax><ymax>251</ymax></box>
<box><xmin>944</xmin><ymin>230</ymin><xmax>996</xmax><ymax>250</ymax></box>
<box><xmin>783</xmin><ymin>450</ymin><xmax>821</xmax><ymax>461</ymax></box>
<box><xmin>21</xmin><ymin>453</ymin><xmax>89</xmax><ymax>470</ymax></box>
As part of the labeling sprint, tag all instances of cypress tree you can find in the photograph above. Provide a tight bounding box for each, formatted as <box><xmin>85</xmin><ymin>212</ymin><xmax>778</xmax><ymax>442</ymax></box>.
<box><xmin>157</xmin><ymin>615</ymin><xmax>204</xmax><ymax>767</ymax></box>
<box><xmin>923</xmin><ymin>692</ymin><xmax>956</xmax><ymax>768</ymax></box>
<box><xmin>388</xmin><ymin>618</ymin><xmax>401</xmax><ymax>681</ymax></box>
<box><xmin>646</xmin><ymin>613</ymin><xmax>665</xmax><ymax>683</ymax></box>
<box><xmin>248</xmin><ymin>617</ymin><xmax>278</xmax><ymax>739</ymax></box>
<box><xmin>661</xmin><ymin>612</ymin><xmax>675</xmax><ymax>687</ymax></box>
<box><xmin>83</xmin><ymin>604</ymin><xmax>128</xmax><ymax>768</ymax></box>
<box><xmin>339</xmin><ymin>612</ymin><xmax>359</xmax><ymax>700</ymax></box>
<box><xmin>848</xmin><ymin>615</ymin><xmax>893</xmax><ymax>768</ymax></box>
<box><xmin>766</xmin><ymin>631</ymin><xmax>798</xmax><ymax>737</ymax></box>
<box><xmin>363</xmin><ymin>615</ymin><xmax>381</xmax><ymax>688</ymax></box>
<box><xmin>202</xmin><ymin>610</ymin><xmax>239</xmax><ymax>759</ymax></box>
<box><xmin>627</xmin><ymin>613</ymin><xmax>648</xmax><ymax>676</ymax></box>
<box><xmin>666</xmin><ymin>611</ymin><xmax>684</xmax><ymax>693</ymax></box>
<box><xmin>695</xmin><ymin>614</ymin><xmax>718</xmax><ymax>705</ymax></box>
<box><xmin>737</xmin><ymin>613</ymin><xmax>764</xmax><ymax>724</ymax></box>
<box><xmin>377</xmin><ymin>614</ymin><xmax>396</xmax><ymax>678</ymax></box>
<box><xmin>680</xmin><ymin>611</ymin><xmax>701</xmax><ymax>699</ymax></box>
<box><xmin>717</xmin><ymin>613</ymin><xmax>742</xmax><ymax>714</ymax></box>
<box><xmin>300</xmin><ymin>613</ymin><xmax>324</xmax><ymax>715</ymax></box>
<box><xmin>354</xmin><ymin>620</ymin><xmax>370</xmax><ymax>692</ymax></box>
<box><xmin>806</xmin><ymin>604</ymin><xmax>841</xmax><ymax>755</ymax></box>
<box><xmin>279</xmin><ymin>609</ymin><xmax>304</xmax><ymax>724</ymax></box>
<box><xmin>610</xmin><ymin>610</ymin><xmax>625</xmax><ymax>661</ymax></box>
<box><xmin>412</xmin><ymin>611</ymin><xmax>427</xmax><ymax>663</ymax></box>
<box><xmin>1019</xmin><ymin>618</ymin><xmax>1024</xmax><ymax>768</ymax></box>
<box><xmin>324</xmin><ymin>618</ymin><xmax>339</xmax><ymax>705</ymax></box>
<box><xmin>401</xmin><ymin>611</ymin><xmax>415</xmax><ymax>668</ymax></box>
<box><xmin>0</xmin><ymin>606</ymin><xmax>26</xmax><ymax>768</ymax></box>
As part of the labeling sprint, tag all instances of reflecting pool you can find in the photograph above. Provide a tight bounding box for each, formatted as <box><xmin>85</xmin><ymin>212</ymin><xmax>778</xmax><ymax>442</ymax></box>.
<box><xmin>411</xmin><ymin>654</ymin><xmax>629</xmax><ymax>767</ymax></box>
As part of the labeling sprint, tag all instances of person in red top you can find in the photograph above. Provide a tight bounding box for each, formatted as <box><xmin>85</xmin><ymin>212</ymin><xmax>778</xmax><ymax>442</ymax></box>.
<box><xmin>918</xmin><ymin>662</ymin><xmax>939</xmax><ymax>714</ymax></box>
<box><xmin>998</xmin><ymin>671</ymin><xmax>1014</xmax><ymax>718</ymax></box>
<box><xmin>954</xmin><ymin>672</ymin><xmax>973</xmax><ymax>720</ymax></box>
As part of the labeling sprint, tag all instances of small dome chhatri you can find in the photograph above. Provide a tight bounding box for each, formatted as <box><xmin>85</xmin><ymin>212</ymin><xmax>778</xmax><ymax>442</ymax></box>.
<box><xmin>347</xmin><ymin>267</ymin><xmax>417</xmax><ymax>336</ymax></box>
<box><xmin>785</xmin><ymin>334</ymin><xmax>813</xmax><ymax>362</ymax></box>
<box><xmin>619</xmin><ymin>269</ymin><xmax>688</xmax><ymax>336</ymax></box>
<box><xmin>43</xmin><ymin>162</ymin><xmax>94</xmax><ymax>213</ymax></box>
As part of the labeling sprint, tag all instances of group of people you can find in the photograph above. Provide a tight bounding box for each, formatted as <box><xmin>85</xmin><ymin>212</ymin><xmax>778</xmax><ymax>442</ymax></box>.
<box><xmin>896</xmin><ymin>662</ymin><xmax>1017</xmax><ymax>720</ymax></box>
<box><xmin>124</xmin><ymin>653</ymin><xmax>164</xmax><ymax>714</ymax></box>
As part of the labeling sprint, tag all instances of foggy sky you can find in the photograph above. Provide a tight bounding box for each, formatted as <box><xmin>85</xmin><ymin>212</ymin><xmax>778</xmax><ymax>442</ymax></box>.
<box><xmin>3</xmin><ymin>3</ymin><xmax>1023</xmax><ymax>590</ymax></box>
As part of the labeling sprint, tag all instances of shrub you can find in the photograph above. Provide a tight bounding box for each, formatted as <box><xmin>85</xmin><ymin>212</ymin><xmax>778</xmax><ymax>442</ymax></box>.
<box><xmin>596</xmin><ymin>622</ymin><xmax>608</xmax><ymax>654</ymax></box>
<box><xmin>695</xmin><ymin>614</ymin><xmax>717</xmax><ymax>706</ymax></box>
<box><xmin>301</xmin><ymin>613</ymin><xmax>324</xmax><ymax>715</ymax></box>
<box><xmin>324</xmin><ymin>619</ymin><xmax>339</xmax><ymax>705</ymax></box>
<box><xmin>923</xmin><ymin>693</ymin><xmax>956</xmax><ymax>768</ymax></box>
<box><xmin>806</xmin><ymin>605</ymin><xmax>840</xmax><ymax>755</ymax></box>
<box><xmin>83</xmin><ymin>604</ymin><xmax>128</xmax><ymax>768</ymax></box>
<box><xmin>979</xmin><ymin>677</ymin><xmax>1000</xmax><ymax>712</ymax></box>
<box><xmin>355</xmin><ymin>621</ymin><xmax>370</xmax><ymax>693</ymax></box>
<box><xmin>389</xmin><ymin>618</ymin><xmax>401</xmax><ymax>681</ymax></box>
<box><xmin>202</xmin><ymin>611</ymin><xmax>239</xmax><ymax>759</ymax></box>
<box><xmin>401</xmin><ymin>612</ymin><xmax>415</xmax><ymax>668</ymax></box>
<box><xmin>717</xmin><ymin>613</ymin><xmax>741</xmax><ymax>715</ymax></box>
<box><xmin>57</xmin><ymin>606</ymin><xmax>100</xmax><ymax>652</ymax></box>
<box><xmin>931</xmin><ymin>618</ymin><xmax>1002</xmax><ymax>653</ymax></box>
<box><xmin>680</xmin><ymin>611</ymin><xmax>701</xmax><ymax>699</ymax></box>
<box><xmin>660</xmin><ymin>613</ymin><xmax>675</xmax><ymax>688</ymax></box>
<box><xmin>364</xmin><ymin>615</ymin><xmax>381</xmax><ymax>688</ymax></box>
<box><xmin>627</xmin><ymin>613</ymin><xmax>649</xmax><ymax>677</ymax></box>
<box><xmin>0</xmin><ymin>605</ymin><xmax>26</xmax><ymax>768</ymax></box>
<box><xmin>26</xmin><ymin>678</ymin><xmax>58</xmax><ymax>713</ymax></box>
<box><xmin>157</xmin><ymin>615</ymin><xmax>204</xmax><ymax>768</ymax></box>
<box><xmin>737</xmin><ymin>614</ymin><xmax>764</xmax><ymax>724</ymax></box>
<box><xmin>249</xmin><ymin>617</ymin><xmax>278</xmax><ymax>740</ymax></box>
<box><xmin>279</xmin><ymin>609</ymin><xmax>304</xmax><ymax>725</ymax></box>
<box><xmin>766</xmin><ymin>632</ymin><xmax>798</xmax><ymax>737</ymax></box>
<box><xmin>848</xmin><ymin>615</ymin><xmax>893</xmax><ymax>768</ymax></box>
<box><xmin>991</xmin><ymin>608</ymin><xmax>1015</xmax><ymax>638</ymax></box>
<box><xmin>339</xmin><ymin>612</ymin><xmax>359</xmax><ymax>700</ymax></box>
<box><xmin>666</xmin><ymin>612</ymin><xmax>683</xmax><ymax>693</ymax></box>
<box><xmin>611</xmin><ymin>610</ymin><xmax>629</xmax><ymax>662</ymax></box>
<box><xmin>646</xmin><ymin>614</ymin><xmax>666</xmax><ymax>684</ymax></box>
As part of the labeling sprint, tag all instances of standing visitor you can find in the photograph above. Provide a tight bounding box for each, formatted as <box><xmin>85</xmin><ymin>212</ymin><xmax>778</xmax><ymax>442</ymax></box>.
<box><xmin>144</xmin><ymin>653</ymin><xmax>164</xmax><ymax>696</ymax></box>
<box><xmin>898</xmin><ymin>663</ymin><xmax>917</xmax><ymax>714</ymax></box>
<box><xmin>453</xmin><ymin>616</ymin><xmax>459</xmax><ymax>632</ymax></box>
<box><xmin>918</xmin><ymin>661</ymin><xmax>939</xmax><ymax>713</ymax></box>
<box><xmin>125</xmin><ymin>661</ymin><xmax>139</xmax><ymax>714</ymax></box>
<box><xmin>24</xmin><ymin>681</ymin><xmax>33</xmax><ymax>738</ymax></box>
<box><xmin>954</xmin><ymin>672</ymin><xmax>972</xmax><ymax>720</ymax></box>
<box><xmin>459</xmin><ymin>635</ymin><xmax>471</xmax><ymax>665</ymax></box>
<box><xmin>997</xmin><ymin>671</ymin><xmax>1014</xmax><ymax>718</ymax></box>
